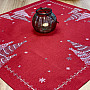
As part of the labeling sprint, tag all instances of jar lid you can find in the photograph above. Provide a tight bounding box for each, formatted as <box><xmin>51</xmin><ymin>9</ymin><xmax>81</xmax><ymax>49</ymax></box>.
<box><xmin>36</xmin><ymin>7</ymin><xmax>52</xmax><ymax>15</ymax></box>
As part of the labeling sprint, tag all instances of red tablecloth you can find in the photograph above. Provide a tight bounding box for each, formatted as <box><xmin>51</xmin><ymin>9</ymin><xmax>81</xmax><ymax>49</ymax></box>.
<box><xmin>0</xmin><ymin>0</ymin><xmax>90</xmax><ymax>90</ymax></box>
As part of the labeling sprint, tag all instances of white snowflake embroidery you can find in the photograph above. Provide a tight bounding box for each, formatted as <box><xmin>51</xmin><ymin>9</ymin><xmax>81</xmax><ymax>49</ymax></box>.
<box><xmin>66</xmin><ymin>57</ymin><xmax>72</xmax><ymax>60</ymax></box>
<box><xmin>39</xmin><ymin>77</ymin><xmax>46</xmax><ymax>83</ymax></box>
<box><xmin>66</xmin><ymin>54</ymin><xmax>72</xmax><ymax>60</ymax></box>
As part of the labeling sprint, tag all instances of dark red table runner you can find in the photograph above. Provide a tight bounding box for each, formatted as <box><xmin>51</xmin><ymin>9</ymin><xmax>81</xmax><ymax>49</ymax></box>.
<box><xmin>0</xmin><ymin>0</ymin><xmax>90</xmax><ymax>90</ymax></box>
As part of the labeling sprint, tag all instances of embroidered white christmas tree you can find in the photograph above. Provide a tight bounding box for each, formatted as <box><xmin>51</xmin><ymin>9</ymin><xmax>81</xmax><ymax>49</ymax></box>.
<box><xmin>64</xmin><ymin>13</ymin><xmax>82</xmax><ymax>22</ymax></box>
<box><xmin>0</xmin><ymin>54</ymin><xmax>17</xmax><ymax>68</ymax></box>
<box><xmin>0</xmin><ymin>14</ymin><xmax>13</xmax><ymax>20</ymax></box>
<box><xmin>13</xmin><ymin>10</ymin><xmax>31</xmax><ymax>18</ymax></box>
<box><xmin>0</xmin><ymin>40</ymin><xmax>27</xmax><ymax>68</ymax></box>
<box><xmin>67</xmin><ymin>40</ymin><xmax>90</xmax><ymax>65</ymax></box>
<box><xmin>68</xmin><ymin>8</ymin><xmax>82</xmax><ymax>14</ymax></box>
<box><xmin>0</xmin><ymin>41</ymin><xmax>14</xmax><ymax>51</ymax></box>
<box><xmin>11</xmin><ymin>15</ymin><xmax>30</xmax><ymax>22</ymax></box>
<box><xmin>76</xmin><ymin>12</ymin><xmax>90</xmax><ymax>21</ymax></box>
<box><xmin>11</xmin><ymin>10</ymin><xmax>31</xmax><ymax>22</ymax></box>
<box><xmin>65</xmin><ymin>8</ymin><xmax>90</xmax><ymax>22</ymax></box>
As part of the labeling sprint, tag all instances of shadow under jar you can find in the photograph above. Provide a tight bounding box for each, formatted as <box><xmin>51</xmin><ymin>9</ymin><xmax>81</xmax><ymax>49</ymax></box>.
<box><xmin>32</xmin><ymin>7</ymin><xmax>58</xmax><ymax>33</ymax></box>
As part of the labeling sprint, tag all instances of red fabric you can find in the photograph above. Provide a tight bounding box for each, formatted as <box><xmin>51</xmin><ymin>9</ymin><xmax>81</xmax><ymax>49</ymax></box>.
<box><xmin>0</xmin><ymin>0</ymin><xmax>90</xmax><ymax>90</ymax></box>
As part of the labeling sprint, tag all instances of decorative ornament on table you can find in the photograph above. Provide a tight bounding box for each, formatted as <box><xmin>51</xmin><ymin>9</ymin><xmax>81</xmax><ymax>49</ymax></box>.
<box><xmin>32</xmin><ymin>7</ymin><xmax>59</xmax><ymax>33</ymax></box>
<box><xmin>0</xmin><ymin>40</ymin><xmax>27</xmax><ymax>68</ymax></box>
<box><xmin>67</xmin><ymin>40</ymin><xmax>90</xmax><ymax>65</ymax></box>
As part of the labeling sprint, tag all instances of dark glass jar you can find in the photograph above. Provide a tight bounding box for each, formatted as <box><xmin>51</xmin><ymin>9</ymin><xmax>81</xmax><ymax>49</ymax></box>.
<box><xmin>32</xmin><ymin>7</ymin><xmax>58</xmax><ymax>33</ymax></box>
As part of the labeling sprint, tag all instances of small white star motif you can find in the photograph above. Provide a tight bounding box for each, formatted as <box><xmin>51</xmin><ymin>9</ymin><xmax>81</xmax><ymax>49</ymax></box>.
<box><xmin>39</xmin><ymin>77</ymin><xmax>46</xmax><ymax>83</ymax></box>
<box><xmin>47</xmin><ymin>4</ymin><xmax>51</xmax><ymax>6</ymax></box>
<box><xmin>86</xmin><ymin>38</ymin><xmax>89</xmax><ymax>41</ymax></box>
<box><xmin>66</xmin><ymin>67</ymin><xmax>70</xmax><ymax>70</ymax></box>
<box><xmin>45</xmin><ymin>58</ymin><xmax>48</xmax><ymax>60</ymax></box>
<box><xmin>12</xmin><ymin>22</ymin><xmax>15</xmax><ymax>24</ymax></box>
<box><xmin>61</xmin><ymin>14</ymin><xmax>63</xmax><ymax>15</ymax></box>
<box><xmin>66</xmin><ymin>57</ymin><xmax>72</xmax><ymax>60</ymax></box>
<box><xmin>34</xmin><ymin>8</ymin><xmax>36</xmax><ymax>9</ymax></box>
<box><xmin>2</xmin><ymin>40</ymin><xmax>4</xmax><ymax>42</ymax></box>
<box><xmin>18</xmin><ymin>65</ymin><xmax>21</xmax><ymax>68</ymax></box>
<box><xmin>24</xmin><ymin>51</ymin><xmax>28</xmax><ymax>54</ymax></box>
<box><xmin>2</xmin><ymin>30</ymin><xmax>4</xmax><ymax>32</ymax></box>
<box><xmin>48</xmin><ymin>70</ymin><xmax>51</xmax><ymax>72</ymax></box>
<box><xmin>60</xmin><ymin>41</ymin><xmax>62</xmax><ymax>42</ymax></box>
<box><xmin>24</xmin><ymin>37</ymin><xmax>27</xmax><ymax>38</ymax></box>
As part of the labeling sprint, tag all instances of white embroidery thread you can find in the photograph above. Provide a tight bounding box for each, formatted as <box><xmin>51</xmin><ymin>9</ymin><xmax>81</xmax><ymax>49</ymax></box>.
<box><xmin>0</xmin><ymin>54</ymin><xmax>17</xmax><ymax>68</ymax></box>
<box><xmin>65</xmin><ymin>8</ymin><xmax>90</xmax><ymax>22</ymax></box>
<box><xmin>54</xmin><ymin>65</ymin><xmax>88</xmax><ymax>90</ymax></box>
<box><xmin>68</xmin><ymin>8</ymin><xmax>82</xmax><ymax>14</ymax></box>
<box><xmin>0</xmin><ymin>14</ymin><xmax>13</xmax><ymax>20</ymax></box>
<box><xmin>4</xmin><ymin>65</ymin><xmax>36</xmax><ymax>90</ymax></box>
<box><xmin>67</xmin><ymin>40</ymin><xmax>90</xmax><ymax>65</ymax></box>
<box><xmin>13</xmin><ymin>10</ymin><xmax>31</xmax><ymax>18</ymax></box>
<box><xmin>0</xmin><ymin>41</ymin><xmax>14</xmax><ymax>51</ymax></box>
<box><xmin>76</xmin><ymin>12</ymin><xmax>90</xmax><ymax>21</ymax></box>
<box><xmin>0</xmin><ymin>41</ymin><xmax>27</xmax><ymax>68</ymax></box>
<box><xmin>0</xmin><ymin>1</ymin><xmax>73</xmax><ymax>22</ymax></box>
